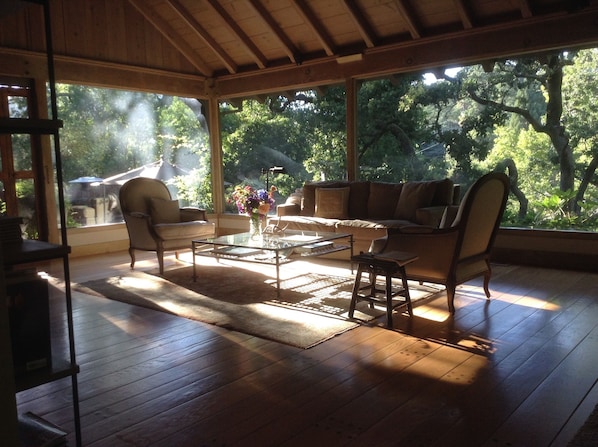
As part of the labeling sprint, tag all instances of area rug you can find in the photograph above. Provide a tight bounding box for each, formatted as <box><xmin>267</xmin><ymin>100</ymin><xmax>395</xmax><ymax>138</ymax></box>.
<box><xmin>76</xmin><ymin>261</ymin><xmax>441</xmax><ymax>349</ymax></box>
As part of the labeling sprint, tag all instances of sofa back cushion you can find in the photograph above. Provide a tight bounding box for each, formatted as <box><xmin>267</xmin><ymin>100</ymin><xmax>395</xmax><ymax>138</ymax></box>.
<box><xmin>368</xmin><ymin>182</ymin><xmax>403</xmax><ymax>219</ymax></box>
<box><xmin>348</xmin><ymin>181</ymin><xmax>370</xmax><ymax>218</ymax></box>
<box><xmin>314</xmin><ymin>187</ymin><xmax>350</xmax><ymax>218</ymax></box>
<box><xmin>393</xmin><ymin>181</ymin><xmax>437</xmax><ymax>221</ymax></box>
<box><xmin>431</xmin><ymin>178</ymin><xmax>455</xmax><ymax>206</ymax></box>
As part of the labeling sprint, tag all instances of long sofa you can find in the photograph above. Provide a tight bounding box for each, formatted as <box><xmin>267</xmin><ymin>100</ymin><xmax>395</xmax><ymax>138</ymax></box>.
<box><xmin>269</xmin><ymin>179</ymin><xmax>460</xmax><ymax>255</ymax></box>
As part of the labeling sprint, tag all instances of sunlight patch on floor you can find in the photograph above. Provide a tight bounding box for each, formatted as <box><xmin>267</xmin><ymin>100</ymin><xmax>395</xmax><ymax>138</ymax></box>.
<box><xmin>495</xmin><ymin>292</ymin><xmax>561</xmax><ymax>310</ymax></box>
<box><xmin>109</xmin><ymin>274</ymin><xmax>162</xmax><ymax>291</ymax></box>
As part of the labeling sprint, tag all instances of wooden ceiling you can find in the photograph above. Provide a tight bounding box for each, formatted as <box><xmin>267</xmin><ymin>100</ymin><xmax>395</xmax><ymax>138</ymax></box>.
<box><xmin>2</xmin><ymin>0</ymin><xmax>598</xmax><ymax>99</ymax></box>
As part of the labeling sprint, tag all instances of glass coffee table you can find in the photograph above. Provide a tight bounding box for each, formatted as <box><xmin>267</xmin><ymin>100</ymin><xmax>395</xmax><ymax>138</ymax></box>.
<box><xmin>192</xmin><ymin>230</ymin><xmax>353</xmax><ymax>298</ymax></box>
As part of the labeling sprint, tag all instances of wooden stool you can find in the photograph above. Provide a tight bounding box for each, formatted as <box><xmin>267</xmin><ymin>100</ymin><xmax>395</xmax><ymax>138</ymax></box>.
<box><xmin>349</xmin><ymin>251</ymin><xmax>418</xmax><ymax>328</ymax></box>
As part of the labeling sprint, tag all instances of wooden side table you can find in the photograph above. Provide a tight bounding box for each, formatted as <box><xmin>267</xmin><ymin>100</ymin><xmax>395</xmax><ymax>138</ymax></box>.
<box><xmin>349</xmin><ymin>251</ymin><xmax>418</xmax><ymax>328</ymax></box>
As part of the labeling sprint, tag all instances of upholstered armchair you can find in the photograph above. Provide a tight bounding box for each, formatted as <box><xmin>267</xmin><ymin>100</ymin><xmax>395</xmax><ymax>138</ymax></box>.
<box><xmin>370</xmin><ymin>172</ymin><xmax>509</xmax><ymax>313</ymax></box>
<box><xmin>119</xmin><ymin>177</ymin><xmax>215</xmax><ymax>274</ymax></box>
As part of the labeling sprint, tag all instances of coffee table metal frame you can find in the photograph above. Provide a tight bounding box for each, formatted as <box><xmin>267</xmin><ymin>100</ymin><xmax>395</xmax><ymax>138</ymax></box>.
<box><xmin>192</xmin><ymin>230</ymin><xmax>353</xmax><ymax>298</ymax></box>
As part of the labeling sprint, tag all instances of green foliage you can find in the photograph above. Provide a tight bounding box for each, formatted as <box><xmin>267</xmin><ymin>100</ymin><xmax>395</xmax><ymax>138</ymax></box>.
<box><xmin>57</xmin><ymin>85</ymin><xmax>212</xmax><ymax>216</ymax></box>
<box><xmin>56</xmin><ymin>49</ymin><xmax>598</xmax><ymax>232</ymax></box>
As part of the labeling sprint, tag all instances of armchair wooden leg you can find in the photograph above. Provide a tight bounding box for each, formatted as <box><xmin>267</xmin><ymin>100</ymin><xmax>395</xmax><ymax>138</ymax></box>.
<box><xmin>157</xmin><ymin>249</ymin><xmax>165</xmax><ymax>274</ymax></box>
<box><xmin>446</xmin><ymin>283</ymin><xmax>456</xmax><ymax>314</ymax></box>
<box><xmin>484</xmin><ymin>263</ymin><xmax>492</xmax><ymax>298</ymax></box>
<box><xmin>129</xmin><ymin>248</ymin><xmax>136</xmax><ymax>270</ymax></box>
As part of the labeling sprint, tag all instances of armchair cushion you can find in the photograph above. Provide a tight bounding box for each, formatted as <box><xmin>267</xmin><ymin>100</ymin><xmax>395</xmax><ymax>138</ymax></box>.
<box><xmin>153</xmin><ymin>220</ymin><xmax>214</xmax><ymax>240</ymax></box>
<box><xmin>180</xmin><ymin>207</ymin><xmax>208</xmax><ymax>222</ymax></box>
<box><xmin>149</xmin><ymin>198</ymin><xmax>180</xmax><ymax>224</ymax></box>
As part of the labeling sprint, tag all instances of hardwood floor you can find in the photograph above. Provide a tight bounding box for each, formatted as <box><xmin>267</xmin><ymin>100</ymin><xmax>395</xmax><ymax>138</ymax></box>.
<box><xmin>15</xmin><ymin>250</ymin><xmax>598</xmax><ymax>446</ymax></box>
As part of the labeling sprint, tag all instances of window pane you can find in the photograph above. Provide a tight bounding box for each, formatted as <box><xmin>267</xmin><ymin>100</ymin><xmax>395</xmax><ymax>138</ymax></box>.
<box><xmin>16</xmin><ymin>178</ymin><xmax>37</xmax><ymax>239</ymax></box>
<box><xmin>11</xmin><ymin>134</ymin><xmax>32</xmax><ymax>171</ymax></box>
<box><xmin>221</xmin><ymin>90</ymin><xmax>347</xmax><ymax>212</ymax></box>
<box><xmin>57</xmin><ymin>84</ymin><xmax>212</xmax><ymax>227</ymax></box>
<box><xmin>8</xmin><ymin>94</ymin><xmax>29</xmax><ymax>119</ymax></box>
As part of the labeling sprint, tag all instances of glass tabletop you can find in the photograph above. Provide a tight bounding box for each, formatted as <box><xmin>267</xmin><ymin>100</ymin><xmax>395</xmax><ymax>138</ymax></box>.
<box><xmin>193</xmin><ymin>229</ymin><xmax>348</xmax><ymax>252</ymax></box>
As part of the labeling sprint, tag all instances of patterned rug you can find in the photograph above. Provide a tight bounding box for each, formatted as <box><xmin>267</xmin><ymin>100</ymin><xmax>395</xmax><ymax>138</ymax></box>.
<box><xmin>77</xmin><ymin>260</ymin><xmax>441</xmax><ymax>349</ymax></box>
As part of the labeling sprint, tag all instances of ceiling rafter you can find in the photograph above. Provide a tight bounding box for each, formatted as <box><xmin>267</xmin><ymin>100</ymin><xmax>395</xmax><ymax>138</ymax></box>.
<box><xmin>246</xmin><ymin>0</ymin><xmax>300</xmax><ymax>65</ymax></box>
<box><xmin>393</xmin><ymin>0</ymin><xmax>422</xmax><ymax>39</ymax></box>
<box><xmin>127</xmin><ymin>0</ymin><xmax>212</xmax><ymax>76</ymax></box>
<box><xmin>166</xmin><ymin>0</ymin><xmax>237</xmax><ymax>74</ymax></box>
<box><xmin>290</xmin><ymin>0</ymin><xmax>336</xmax><ymax>56</ymax></box>
<box><xmin>516</xmin><ymin>0</ymin><xmax>533</xmax><ymax>18</ymax></box>
<box><xmin>341</xmin><ymin>0</ymin><xmax>376</xmax><ymax>48</ymax></box>
<box><xmin>453</xmin><ymin>0</ymin><xmax>474</xmax><ymax>29</ymax></box>
<box><xmin>205</xmin><ymin>0</ymin><xmax>268</xmax><ymax>69</ymax></box>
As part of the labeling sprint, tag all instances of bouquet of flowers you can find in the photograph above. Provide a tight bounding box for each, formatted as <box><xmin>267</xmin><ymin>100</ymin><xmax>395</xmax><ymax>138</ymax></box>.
<box><xmin>231</xmin><ymin>185</ymin><xmax>276</xmax><ymax>216</ymax></box>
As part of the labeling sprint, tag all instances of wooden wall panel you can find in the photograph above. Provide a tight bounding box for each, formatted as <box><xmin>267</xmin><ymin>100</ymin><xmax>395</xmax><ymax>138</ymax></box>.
<box><xmin>104</xmin><ymin>0</ymin><xmax>128</xmax><ymax>63</ymax></box>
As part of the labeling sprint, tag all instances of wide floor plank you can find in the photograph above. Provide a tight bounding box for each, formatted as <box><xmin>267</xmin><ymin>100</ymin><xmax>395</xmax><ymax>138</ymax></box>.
<box><xmin>13</xmin><ymin>251</ymin><xmax>598</xmax><ymax>446</ymax></box>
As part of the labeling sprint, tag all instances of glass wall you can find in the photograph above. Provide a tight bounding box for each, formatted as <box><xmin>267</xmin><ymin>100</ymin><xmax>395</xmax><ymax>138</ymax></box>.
<box><xmin>220</xmin><ymin>88</ymin><xmax>347</xmax><ymax>213</ymax></box>
<box><xmin>56</xmin><ymin>84</ymin><xmax>212</xmax><ymax>227</ymax></box>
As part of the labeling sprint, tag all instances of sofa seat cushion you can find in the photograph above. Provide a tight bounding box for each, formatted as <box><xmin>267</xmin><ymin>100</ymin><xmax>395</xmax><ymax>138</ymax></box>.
<box><xmin>335</xmin><ymin>219</ymin><xmax>388</xmax><ymax>242</ymax></box>
<box><xmin>274</xmin><ymin>216</ymin><xmax>339</xmax><ymax>233</ymax></box>
<box><xmin>153</xmin><ymin>220</ymin><xmax>215</xmax><ymax>240</ymax></box>
<box><xmin>368</xmin><ymin>219</ymin><xmax>415</xmax><ymax>229</ymax></box>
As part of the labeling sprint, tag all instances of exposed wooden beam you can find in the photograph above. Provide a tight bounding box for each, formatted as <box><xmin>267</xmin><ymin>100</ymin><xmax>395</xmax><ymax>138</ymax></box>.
<box><xmin>453</xmin><ymin>0</ymin><xmax>474</xmax><ymax>29</ymax></box>
<box><xmin>346</xmin><ymin>78</ymin><xmax>358</xmax><ymax>181</ymax></box>
<box><xmin>393</xmin><ymin>0</ymin><xmax>422</xmax><ymax>39</ymax></box>
<box><xmin>516</xmin><ymin>0</ymin><xmax>533</xmax><ymax>18</ymax></box>
<box><xmin>246</xmin><ymin>0</ymin><xmax>300</xmax><ymax>65</ymax></box>
<box><xmin>0</xmin><ymin>48</ymin><xmax>208</xmax><ymax>97</ymax></box>
<box><xmin>290</xmin><ymin>0</ymin><xmax>336</xmax><ymax>56</ymax></box>
<box><xmin>213</xmin><ymin>8</ymin><xmax>598</xmax><ymax>98</ymax></box>
<box><xmin>205</xmin><ymin>0</ymin><xmax>268</xmax><ymax>69</ymax></box>
<box><xmin>127</xmin><ymin>0</ymin><xmax>212</xmax><ymax>76</ymax></box>
<box><xmin>341</xmin><ymin>0</ymin><xmax>376</xmax><ymax>48</ymax></box>
<box><xmin>166</xmin><ymin>0</ymin><xmax>237</xmax><ymax>74</ymax></box>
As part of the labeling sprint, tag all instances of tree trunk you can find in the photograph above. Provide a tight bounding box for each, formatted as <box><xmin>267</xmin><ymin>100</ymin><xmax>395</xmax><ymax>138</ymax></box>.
<box><xmin>544</xmin><ymin>55</ymin><xmax>577</xmax><ymax>212</ymax></box>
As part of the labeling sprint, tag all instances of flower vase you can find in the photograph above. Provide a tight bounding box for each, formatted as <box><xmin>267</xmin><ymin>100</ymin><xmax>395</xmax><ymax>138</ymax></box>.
<box><xmin>249</xmin><ymin>213</ymin><xmax>263</xmax><ymax>240</ymax></box>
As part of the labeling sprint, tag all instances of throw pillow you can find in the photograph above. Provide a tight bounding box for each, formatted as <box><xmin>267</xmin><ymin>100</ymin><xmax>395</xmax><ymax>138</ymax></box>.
<box><xmin>394</xmin><ymin>181</ymin><xmax>437</xmax><ymax>221</ymax></box>
<box><xmin>149</xmin><ymin>197</ymin><xmax>180</xmax><ymax>224</ymax></box>
<box><xmin>314</xmin><ymin>187</ymin><xmax>350</xmax><ymax>218</ymax></box>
